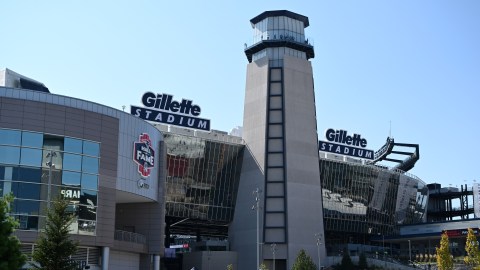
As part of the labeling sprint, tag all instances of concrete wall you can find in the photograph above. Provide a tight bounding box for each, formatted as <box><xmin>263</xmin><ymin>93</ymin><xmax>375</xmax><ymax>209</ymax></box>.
<box><xmin>230</xmin><ymin>57</ymin><xmax>269</xmax><ymax>270</ymax></box>
<box><xmin>109</xmin><ymin>250</ymin><xmax>140</xmax><ymax>270</ymax></box>
<box><xmin>182</xmin><ymin>251</ymin><xmax>237</xmax><ymax>270</ymax></box>
<box><xmin>283</xmin><ymin>55</ymin><xmax>326</xmax><ymax>268</ymax></box>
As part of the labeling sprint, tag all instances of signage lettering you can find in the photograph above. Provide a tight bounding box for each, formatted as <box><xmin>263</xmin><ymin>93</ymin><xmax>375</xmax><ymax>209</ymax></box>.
<box><xmin>325</xmin><ymin>128</ymin><xmax>367</xmax><ymax>148</ymax></box>
<box><xmin>61</xmin><ymin>189</ymin><xmax>80</xmax><ymax>199</ymax></box>
<box><xmin>319</xmin><ymin>128</ymin><xmax>374</xmax><ymax>160</ymax></box>
<box><xmin>131</xmin><ymin>92</ymin><xmax>211</xmax><ymax>131</ymax></box>
<box><xmin>142</xmin><ymin>92</ymin><xmax>201</xmax><ymax>116</ymax></box>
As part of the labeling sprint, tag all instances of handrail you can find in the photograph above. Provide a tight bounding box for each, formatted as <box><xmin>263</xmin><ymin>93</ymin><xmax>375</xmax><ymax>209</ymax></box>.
<box><xmin>114</xmin><ymin>230</ymin><xmax>147</xmax><ymax>244</ymax></box>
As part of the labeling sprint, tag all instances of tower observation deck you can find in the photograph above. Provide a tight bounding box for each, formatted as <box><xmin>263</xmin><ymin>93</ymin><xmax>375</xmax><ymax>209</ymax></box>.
<box><xmin>244</xmin><ymin>10</ymin><xmax>315</xmax><ymax>63</ymax></box>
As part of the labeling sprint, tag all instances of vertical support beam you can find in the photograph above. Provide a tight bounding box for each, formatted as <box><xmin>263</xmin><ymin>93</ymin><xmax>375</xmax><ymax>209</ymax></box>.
<box><xmin>102</xmin><ymin>246</ymin><xmax>110</xmax><ymax>270</ymax></box>
<box><xmin>153</xmin><ymin>255</ymin><xmax>160</xmax><ymax>270</ymax></box>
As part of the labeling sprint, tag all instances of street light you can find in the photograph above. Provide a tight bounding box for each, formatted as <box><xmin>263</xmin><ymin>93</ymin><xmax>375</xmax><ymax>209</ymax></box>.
<box><xmin>45</xmin><ymin>150</ymin><xmax>57</xmax><ymax>209</ymax></box>
<box><xmin>377</xmin><ymin>233</ymin><xmax>385</xmax><ymax>267</ymax></box>
<box><xmin>408</xmin><ymin>240</ymin><xmax>412</xmax><ymax>264</ymax></box>
<box><xmin>315</xmin><ymin>233</ymin><xmax>322</xmax><ymax>270</ymax></box>
<box><xmin>271</xmin><ymin>243</ymin><xmax>276</xmax><ymax>270</ymax></box>
<box><xmin>253</xmin><ymin>188</ymin><xmax>262</xmax><ymax>270</ymax></box>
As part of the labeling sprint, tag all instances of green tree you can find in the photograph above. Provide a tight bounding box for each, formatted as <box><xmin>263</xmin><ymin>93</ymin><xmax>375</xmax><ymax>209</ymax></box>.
<box><xmin>436</xmin><ymin>232</ymin><xmax>453</xmax><ymax>270</ymax></box>
<box><xmin>32</xmin><ymin>197</ymin><xmax>79</xmax><ymax>270</ymax></box>
<box><xmin>340</xmin><ymin>248</ymin><xmax>354</xmax><ymax>270</ymax></box>
<box><xmin>358</xmin><ymin>252</ymin><xmax>368</xmax><ymax>270</ymax></box>
<box><xmin>226</xmin><ymin>263</ymin><xmax>233</xmax><ymax>270</ymax></box>
<box><xmin>291</xmin><ymin>249</ymin><xmax>316</xmax><ymax>270</ymax></box>
<box><xmin>0</xmin><ymin>193</ymin><xmax>27</xmax><ymax>270</ymax></box>
<box><xmin>464</xmin><ymin>228</ymin><xmax>480</xmax><ymax>269</ymax></box>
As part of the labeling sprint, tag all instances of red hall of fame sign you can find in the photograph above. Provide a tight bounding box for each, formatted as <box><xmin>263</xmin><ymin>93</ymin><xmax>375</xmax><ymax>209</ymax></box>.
<box><xmin>133</xmin><ymin>133</ymin><xmax>155</xmax><ymax>178</ymax></box>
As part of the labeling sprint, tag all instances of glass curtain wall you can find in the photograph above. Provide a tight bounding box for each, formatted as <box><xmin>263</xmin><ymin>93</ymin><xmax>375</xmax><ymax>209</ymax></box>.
<box><xmin>320</xmin><ymin>158</ymin><xmax>427</xmax><ymax>246</ymax></box>
<box><xmin>163</xmin><ymin>133</ymin><xmax>244</xmax><ymax>223</ymax></box>
<box><xmin>0</xmin><ymin>128</ymin><xmax>99</xmax><ymax>235</ymax></box>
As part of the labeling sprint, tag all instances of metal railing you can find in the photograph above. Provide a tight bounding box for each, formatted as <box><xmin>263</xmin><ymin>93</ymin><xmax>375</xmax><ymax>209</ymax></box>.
<box><xmin>114</xmin><ymin>230</ymin><xmax>147</xmax><ymax>244</ymax></box>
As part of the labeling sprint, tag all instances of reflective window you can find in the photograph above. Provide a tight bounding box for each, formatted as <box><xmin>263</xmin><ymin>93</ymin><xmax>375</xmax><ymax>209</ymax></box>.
<box><xmin>81</xmin><ymin>173</ymin><xmax>98</xmax><ymax>191</ymax></box>
<box><xmin>0</xmin><ymin>180</ymin><xmax>5</xmax><ymax>195</ymax></box>
<box><xmin>0</xmin><ymin>129</ymin><xmax>21</xmax><ymax>145</ymax></box>
<box><xmin>15</xmin><ymin>215</ymin><xmax>39</xmax><ymax>230</ymax></box>
<box><xmin>78</xmin><ymin>205</ymin><xmax>97</xmax><ymax>220</ymax></box>
<box><xmin>81</xmin><ymin>189</ymin><xmax>97</xmax><ymax>207</ymax></box>
<box><xmin>20</xmin><ymin>148</ymin><xmax>42</xmax><ymax>167</ymax></box>
<box><xmin>64</xmin><ymin>138</ymin><xmax>82</xmax><ymax>154</ymax></box>
<box><xmin>12</xmin><ymin>199</ymin><xmax>40</xmax><ymax>215</ymax></box>
<box><xmin>21</xmin><ymin>132</ymin><xmax>43</xmax><ymax>148</ymax></box>
<box><xmin>17</xmin><ymin>167</ymin><xmax>42</xmax><ymax>183</ymax></box>
<box><xmin>83</xmin><ymin>141</ymin><xmax>100</xmax><ymax>157</ymax></box>
<box><xmin>0</xmin><ymin>166</ymin><xmax>15</xmax><ymax>181</ymax></box>
<box><xmin>62</xmin><ymin>171</ymin><xmax>81</xmax><ymax>187</ymax></box>
<box><xmin>41</xmin><ymin>169</ymin><xmax>62</xmax><ymax>186</ymax></box>
<box><xmin>12</xmin><ymin>182</ymin><xmax>41</xmax><ymax>200</ymax></box>
<box><xmin>0</xmin><ymin>146</ymin><xmax>20</xmax><ymax>164</ymax></box>
<box><xmin>79</xmin><ymin>204</ymin><xmax>96</xmax><ymax>220</ymax></box>
<box><xmin>78</xmin><ymin>220</ymin><xmax>95</xmax><ymax>235</ymax></box>
<box><xmin>164</xmin><ymin>134</ymin><xmax>244</xmax><ymax>223</ymax></box>
<box><xmin>61</xmin><ymin>187</ymin><xmax>81</xmax><ymax>201</ymax></box>
<box><xmin>63</xmin><ymin>153</ymin><xmax>82</xmax><ymax>171</ymax></box>
<box><xmin>82</xmin><ymin>156</ymin><xmax>98</xmax><ymax>174</ymax></box>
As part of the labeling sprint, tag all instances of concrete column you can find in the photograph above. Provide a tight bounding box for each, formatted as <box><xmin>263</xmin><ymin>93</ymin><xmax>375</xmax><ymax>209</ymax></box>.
<box><xmin>153</xmin><ymin>255</ymin><xmax>160</xmax><ymax>270</ymax></box>
<box><xmin>102</xmin><ymin>247</ymin><xmax>110</xmax><ymax>270</ymax></box>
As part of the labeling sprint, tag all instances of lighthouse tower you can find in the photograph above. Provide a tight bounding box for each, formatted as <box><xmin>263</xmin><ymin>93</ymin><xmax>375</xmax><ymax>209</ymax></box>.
<box><xmin>231</xmin><ymin>10</ymin><xmax>326</xmax><ymax>270</ymax></box>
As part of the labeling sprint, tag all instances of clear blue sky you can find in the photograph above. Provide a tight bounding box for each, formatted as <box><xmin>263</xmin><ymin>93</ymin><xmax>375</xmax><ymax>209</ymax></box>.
<box><xmin>2</xmin><ymin>1</ymin><xmax>479</xmax><ymax>189</ymax></box>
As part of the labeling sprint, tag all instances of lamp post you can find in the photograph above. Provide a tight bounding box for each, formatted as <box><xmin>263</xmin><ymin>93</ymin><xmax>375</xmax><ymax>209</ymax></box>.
<box><xmin>253</xmin><ymin>188</ymin><xmax>262</xmax><ymax>270</ymax></box>
<box><xmin>382</xmin><ymin>234</ymin><xmax>385</xmax><ymax>268</ymax></box>
<box><xmin>315</xmin><ymin>233</ymin><xmax>322</xmax><ymax>270</ymax></box>
<box><xmin>271</xmin><ymin>243</ymin><xmax>276</xmax><ymax>270</ymax></box>
<box><xmin>408</xmin><ymin>240</ymin><xmax>412</xmax><ymax>264</ymax></box>
<box><xmin>45</xmin><ymin>150</ymin><xmax>57</xmax><ymax>209</ymax></box>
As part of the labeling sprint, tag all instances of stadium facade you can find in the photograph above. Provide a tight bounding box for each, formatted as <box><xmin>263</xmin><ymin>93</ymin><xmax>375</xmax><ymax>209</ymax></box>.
<box><xmin>1</xmin><ymin>10</ymin><xmax>476</xmax><ymax>270</ymax></box>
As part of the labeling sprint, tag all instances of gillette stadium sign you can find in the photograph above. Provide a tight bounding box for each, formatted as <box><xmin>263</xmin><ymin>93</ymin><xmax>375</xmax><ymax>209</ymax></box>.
<box><xmin>131</xmin><ymin>92</ymin><xmax>211</xmax><ymax>131</ymax></box>
<box><xmin>319</xmin><ymin>129</ymin><xmax>374</xmax><ymax>160</ymax></box>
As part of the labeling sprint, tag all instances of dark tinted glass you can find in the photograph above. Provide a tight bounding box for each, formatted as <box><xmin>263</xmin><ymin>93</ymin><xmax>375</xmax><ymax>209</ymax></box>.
<box><xmin>12</xmin><ymin>199</ymin><xmax>40</xmax><ymax>215</ymax></box>
<box><xmin>80</xmin><ymin>189</ymin><xmax>97</xmax><ymax>207</ymax></box>
<box><xmin>15</xmin><ymin>215</ymin><xmax>39</xmax><ymax>230</ymax></box>
<box><xmin>79</xmin><ymin>204</ymin><xmax>96</xmax><ymax>221</ymax></box>
<box><xmin>17</xmin><ymin>167</ymin><xmax>42</xmax><ymax>183</ymax></box>
<box><xmin>12</xmin><ymin>182</ymin><xmax>41</xmax><ymax>200</ymax></box>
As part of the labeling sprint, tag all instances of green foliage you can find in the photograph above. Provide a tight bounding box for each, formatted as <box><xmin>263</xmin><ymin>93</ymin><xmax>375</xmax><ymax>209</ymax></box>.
<box><xmin>339</xmin><ymin>248</ymin><xmax>354</xmax><ymax>270</ymax></box>
<box><xmin>32</xmin><ymin>197</ymin><xmax>79</xmax><ymax>270</ymax></box>
<box><xmin>226</xmin><ymin>263</ymin><xmax>233</xmax><ymax>270</ymax></box>
<box><xmin>259</xmin><ymin>263</ymin><xmax>269</xmax><ymax>270</ymax></box>
<box><xmin>436</xmin><ymin>232</ymin><xmax>453</xmax><ymax>270</ymax></box>
<box><xmin>291</xmin><ymin>249</ymin><xmax>316</xmax><ymax>270</ymax></box>
<box><xmin>0</xmin><ymin>193</ymin><xmax>27</xmax><ymax>270</ymax></box>
<box><xmin>465</xmin><ymin>228</ymin><xmax>480</xmax><ymax>268</ymax></box>
<box><xmin>358</xmin><ymin>252</ymin><xmax>368</xmax><ymax>270</ymax></box>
